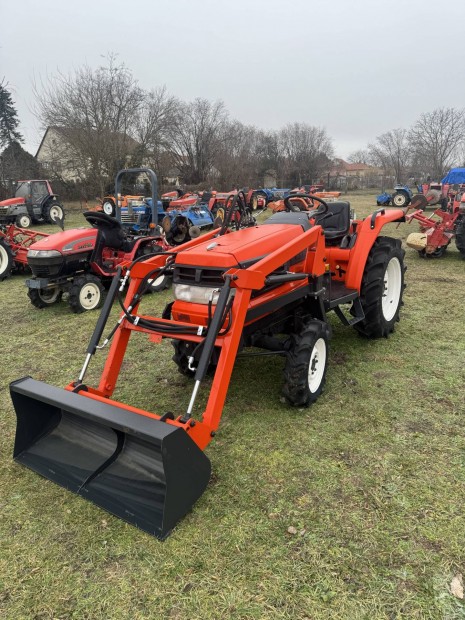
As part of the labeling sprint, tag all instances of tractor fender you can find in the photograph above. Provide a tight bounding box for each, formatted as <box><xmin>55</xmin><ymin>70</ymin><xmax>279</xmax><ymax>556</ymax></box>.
<box><xmin>344</xmin><ymin>208</ymin><xmax>405</xmax><ymax>291</ymax></box>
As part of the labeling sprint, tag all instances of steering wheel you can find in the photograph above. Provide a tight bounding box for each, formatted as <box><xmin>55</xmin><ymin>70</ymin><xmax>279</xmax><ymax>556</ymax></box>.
<box><xmin>84</xmin><ymin>210</ymin><xmax>123</xmax><ymax>230</ymax></box>
<box><xmin>283</xmin><ymin>193</ymin><xmax>329</xmax><ymax>216</ymax></box>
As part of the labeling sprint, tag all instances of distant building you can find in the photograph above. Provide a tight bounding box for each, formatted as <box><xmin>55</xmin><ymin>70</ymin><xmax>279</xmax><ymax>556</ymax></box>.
<box><xmin>36</xmin><ymin>126</ymin><xmax>141</xmax><ymax>183</ymax></box>
<box><xmin>327</xmin><ymin>158</ymin><xmax>383</xmax><ymax>189</ymax></box>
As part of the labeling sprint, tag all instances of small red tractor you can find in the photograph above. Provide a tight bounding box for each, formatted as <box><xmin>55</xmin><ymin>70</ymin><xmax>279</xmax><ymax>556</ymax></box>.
<box><xmin>24</xmin><ymin>169</ymin><xmax>174</xmax><ymax>311</ymax></box>
<box><xmin>405</xmin><ymin>192</ymin><xmax>465</xmax><ymax>258</ymax></box>
<box><xmin>0</xmin><ymin>180</ymin><xmax>64</xmax><ymax>228</ymax></box>
<box><xmin>9</xmin><ymin>181</ymin><xmax>407</xmax><ymax>539</ymax></box>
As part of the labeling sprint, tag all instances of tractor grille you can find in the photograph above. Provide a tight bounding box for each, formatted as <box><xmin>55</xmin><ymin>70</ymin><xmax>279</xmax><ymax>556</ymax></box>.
<box><xmin>173</xmin><ymin>265</ymin><xmax>226</xmax><ymax>287</ymax></box>
<box><xmin>30</xmin><ymin>264</ymin><xmax>54</xmax><ymax>277</ymax></box>
<box><xmin>0</xmin><ymin>207</ymin><xmax>10</xmax><ymax>215</ymax></box>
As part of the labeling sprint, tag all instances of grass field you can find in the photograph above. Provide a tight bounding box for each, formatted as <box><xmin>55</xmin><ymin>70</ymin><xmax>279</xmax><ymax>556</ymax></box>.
<box><xmin>1</xmin><ymin>194</ymin><xmax>464</xmax><ymax>619</ymax></box>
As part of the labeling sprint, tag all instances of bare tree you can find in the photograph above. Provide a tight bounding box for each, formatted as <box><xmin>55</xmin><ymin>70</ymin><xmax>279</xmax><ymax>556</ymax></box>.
<box><xmin>347</xmin><ymin>149</ymin><xmax>371</xmax><ymax>165</ymax></box>
<box><xmin>168</xmin><ymin>98</ymin><xmax>228</xmax><ymax>185</ymax></box>
<box><xmin>408</xmin><ymin>107</ymin><xmax>465</xmax><ymax>180</ymax></box>
<box><xmin>368</xmin><ymin>128</ymin><xmax>411</xmax><ymax>183</ymax></box>
<box><xmin>134</xmin><ymin>86</ymin><xmax>179</xmax><ymax>186</ymax></box>
<box><xmin>34</xmin><ymin>56</ymin><xmax>144</xmax><ymax>195</ymax></box>
<box><xmin>279</xmin><ymin>123</ymin><xmax>333</xmax><ymax>186</ymax></box>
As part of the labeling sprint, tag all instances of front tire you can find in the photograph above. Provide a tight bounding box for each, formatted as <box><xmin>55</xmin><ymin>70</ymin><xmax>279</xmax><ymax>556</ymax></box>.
<box><xmin>0</xmin><ymin>238</ymin><xmax>14</xmax><ymax>280</ymax></box>
<box><xmin>16</xmin><ymin>213</ymin><xmax>32</xmax><ymax>228</ymax></box>
<box><xmin>28</xmin><ymin>286</ymin><xmax>63</xmax><ymax>308</ymax></box>
<box><xmin>282</xmin><ymin>320</ymin><xmax>330</xmax><ymax>407</ymax></box>
<box><xmin>354</xmin><ymin>237</ymin><xmax>405</xmax><ymax>338</ymax></box>
<box><xmin>392</xmin><ymin>192</ymin><xmax>409</xmax><ymax>207</ymax></box>
<box><xmin>69</xmin><ymin>274</ymin><xmax>104</xmax><ymax>313</ymax></box>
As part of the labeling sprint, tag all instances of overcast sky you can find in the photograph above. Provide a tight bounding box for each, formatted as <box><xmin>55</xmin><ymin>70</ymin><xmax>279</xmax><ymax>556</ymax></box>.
<box><xmin>2</xmin><ymin>0</ymin><xmax>465</xmax><ymax>159</ymax></box>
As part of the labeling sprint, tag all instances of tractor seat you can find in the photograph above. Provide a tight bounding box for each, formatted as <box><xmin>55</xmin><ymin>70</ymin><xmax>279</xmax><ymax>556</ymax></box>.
<box><xmin>314</xmin><ymin>201</ymin><xmax>351</xmax><ymax>244</ymax></box>
<box><xmin>263</xmin><ymin>211</ymin><xmax>312</xmax><ymax>231</ymax></box>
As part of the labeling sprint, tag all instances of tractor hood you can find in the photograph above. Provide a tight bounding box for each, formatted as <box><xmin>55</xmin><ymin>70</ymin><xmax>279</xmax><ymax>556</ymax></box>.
<box><xmin>28</xmin><ymin>228</ymin><xmax>98</xmax><ymax>255</ymax></box>
<box><xmin>0</xmin><ymin>197</ymin><xmax>25</xmax><ymax>207</ymax></box>
<box><xmin>176</xmin><ymin>224</ymin><xmax>303</xmax><ymax>269</ymax></box>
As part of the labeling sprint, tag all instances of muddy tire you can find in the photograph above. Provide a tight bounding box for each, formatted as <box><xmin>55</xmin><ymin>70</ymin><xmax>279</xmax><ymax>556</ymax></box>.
<box><xmin>28</xmin><ymin>286</ymin><xmax>63</xmax><ymax>308</ymax></box>
<box><xmin>354</xmin><ymin>236</ymin><xmax>406</xmax><ymax>338</ymax></box>
<box><xmin>282</xmin><ymin>320</ymin><xmax>330</xmax><ymax>407</ymax></box>
<box><xmin>69</xmin><ymin>274</ymin><xmax>104</xmax><ymax>313</ymax></box>
<box><xmin>44</xmin><ymin>201</ymin><xmax>65</xmax><ymax>224</ymax></box>
<box><xmin>455</xmin><ymin>218</ymin><xmax>465</xmax><ymax>257</ymax></box>
<box><xmin>0</xmin><ymin>238</ymin><xmax>14</xmax><ymax>281</ymax></box>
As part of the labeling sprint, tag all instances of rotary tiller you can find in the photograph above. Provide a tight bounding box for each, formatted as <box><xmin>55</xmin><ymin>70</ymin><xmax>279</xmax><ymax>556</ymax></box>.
<box><xmin>405</xmin><ymin>193</ymin><xmax>465</xmax><ymax>258</ymax></box>
<box><xmin>0</xmin><ymin>224</ymin><xmax>50</xmax><ymax>281</ymax></box>
<box><xmin>10</xmin><ymin>192</ymin><xmax>406</xmax><ymax>539</ymax></box>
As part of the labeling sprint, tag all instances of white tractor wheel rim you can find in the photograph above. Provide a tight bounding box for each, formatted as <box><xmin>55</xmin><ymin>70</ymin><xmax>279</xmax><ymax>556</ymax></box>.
<box><xmin>151</xmin><ymin>274</ymin><xmax>166</xmax><ymax>288</ymax></box>
<box><xmin>49</xmin><ymin>206</ymin><xmax>62</xmax><ymax>219</ymax></box>
<box><xmin>19</xmin><ymin>215</ymin><xmax>30</xmax><ymax>227</ymax></box>
<box><xmin>394</xmin><ymin>194</ymin><xmax>405</xmax><ymax>205</ymax></box>
<box><xmin>382</xmin><ymin>257</ymin><xmax>402</xmax><ymax>321</ymax></box>
<box><xmin>0</xmin><ymin>245</ymin><xmax>8</xmax><ymax>274</ymax></box>
<box><xmin>40</xmin><ymin>287</ymin><xmax>60</xmax><ymax>303</ymax></box>
<box><xmin>79</xmin><ymin>283</ymin><xmax>101</xmax><ymax>310</ymax></box>
<box><xmin>308</xmin><ymin>337</ymin><xmax>326</xmax><ymax>393</ymax></box>
<box><xmin>103</xmin><ymin>202</ymin><xmax>114</xmax><ymax>215</ymax></box>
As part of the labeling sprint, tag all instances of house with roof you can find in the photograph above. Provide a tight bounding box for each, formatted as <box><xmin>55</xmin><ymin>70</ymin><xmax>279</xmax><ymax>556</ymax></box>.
<box><xmin>36</xmin><ymin>126</ymin><xmax>141</xmax><ymax>184</ymax></box>
<box><xmin>327</xmin><ymin>158</ymin><xmax>383</xmax><ymax>189</ymax></box>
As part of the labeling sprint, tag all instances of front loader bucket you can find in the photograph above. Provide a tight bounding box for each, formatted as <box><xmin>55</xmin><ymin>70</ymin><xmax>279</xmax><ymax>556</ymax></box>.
<box><xmin>10</xmin><ymin>377</ymin><xmax>211</xmax><ymax>539</ymax></box>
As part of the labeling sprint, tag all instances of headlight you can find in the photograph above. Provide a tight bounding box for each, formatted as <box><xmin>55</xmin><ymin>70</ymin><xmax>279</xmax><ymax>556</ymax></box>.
<box><xmin>27</xmin><ymin>249</ymin><xmax>62</xmax><ymax>259</ymax></box>
<box><xmin>173</xmin><ymin>284</ymin><xmax>221</xmax><ymax>305</ymax></box>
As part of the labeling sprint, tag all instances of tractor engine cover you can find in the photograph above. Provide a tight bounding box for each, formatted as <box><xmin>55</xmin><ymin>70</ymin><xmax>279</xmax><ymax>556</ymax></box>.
<box><xmin>27</xmin><ymin>228</ymin><xmax>98</xmax><ymax>278</ymax></box>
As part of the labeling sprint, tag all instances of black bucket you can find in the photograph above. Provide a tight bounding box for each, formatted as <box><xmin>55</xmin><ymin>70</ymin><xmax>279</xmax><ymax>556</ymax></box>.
<box><xmin>10</xmin><ymin>377</ymin><xmax>211</xmax><ymax>539</ymax></box>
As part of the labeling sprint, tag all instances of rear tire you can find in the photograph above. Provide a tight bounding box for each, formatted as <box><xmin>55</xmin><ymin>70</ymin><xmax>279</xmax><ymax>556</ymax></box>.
<box><xmin>455</xmin><ymin>218</ymin><xmax>465</xmax><ymax>257</ymax></box>
<box><xmin>28</xmin><ymin>286</ymin><xmax>63</xmax><ymax>308</ymax></box>
<box><xmin>282</xmin><ymin>320</ymin><xmax>330</xmax><ymax>407</ymax></box>
<box><xmin>69</xmin><ymin>274</ymin><xmax>104</xmax><ymax>313</ymax></box>
<box><xmin>44</xmin><ymin>201</ymin><xmax>65</xmax><ymax>224</ymax></box>
<box><xmin>0</xmin><ymin>238</ymin><xmax>14</xmax><ymax>281</ymax></box>
<box><xmin>16</xmin><ymin>213</ymin><xmax>32</xmax><ymax>228</ymax></box>
<box><xmin>392</xmin><ymin>192</ymin><xmax>409</xmax><ymax>207</ymax></box>
<box><xmin>354</xmin><ymin>237</ymin><xmax>406</xmax><ymax>338</ymax></box>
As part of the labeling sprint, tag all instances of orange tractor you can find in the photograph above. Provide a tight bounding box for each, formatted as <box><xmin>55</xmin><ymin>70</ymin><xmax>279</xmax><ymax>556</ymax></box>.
<box><xmin>10</xmin><ymin>190</ymin><xmax>406</xmax><ymax>538</ymax></box>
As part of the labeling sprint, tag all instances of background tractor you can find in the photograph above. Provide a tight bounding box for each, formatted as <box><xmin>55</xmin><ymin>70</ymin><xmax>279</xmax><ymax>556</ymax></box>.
<box><xmin>0</xmin><ymin>180</ymin><xmax>65</xmax><ymax>228</ymax></box>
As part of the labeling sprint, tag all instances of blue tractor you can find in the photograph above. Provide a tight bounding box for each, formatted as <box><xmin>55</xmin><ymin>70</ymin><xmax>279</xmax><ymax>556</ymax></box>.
<box><xmin>376</xmin><ymin>184</ymin><xmax>413</xmax><ymax>207</ymax></box>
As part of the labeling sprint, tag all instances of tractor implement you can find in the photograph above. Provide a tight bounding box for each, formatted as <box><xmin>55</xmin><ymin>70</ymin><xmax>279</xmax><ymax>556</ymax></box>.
<box><xmin>10</xmin><ymin>195</ymin><xmax>406</xmax><ymax>538</ymax></box>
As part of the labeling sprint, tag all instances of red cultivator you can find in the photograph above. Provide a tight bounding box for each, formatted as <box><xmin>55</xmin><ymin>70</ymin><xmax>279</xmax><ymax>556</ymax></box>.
<box><xmin>405</xmin><ymin>193</ymin><xmax>465</xmax><ymax>258</ymax></box>
<box><xmin>9</xmin><ymin>188</ymin><xmax>406</xmax><ymax>539</ymax></box>
<box><xmin>0</xmin><ymin>224</ymin><xmax>49</xmax><ymax>281</ymax></box>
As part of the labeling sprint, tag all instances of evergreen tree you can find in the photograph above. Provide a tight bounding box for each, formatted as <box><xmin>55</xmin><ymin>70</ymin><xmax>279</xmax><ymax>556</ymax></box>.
<box><xmin>0</xmin><ymin>80</ymin><xmax>23</xmax><ymax>150</ymax></box>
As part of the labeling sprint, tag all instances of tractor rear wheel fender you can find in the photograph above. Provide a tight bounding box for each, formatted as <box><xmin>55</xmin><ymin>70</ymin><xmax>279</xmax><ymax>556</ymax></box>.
<box><xmin>0</xmin><ymin>238</ymin><xmax>14</xmax><ymax>280</ymax></box>
<box><xmin>28</xmin><ymin>286</ymin><xmax>63</xmax><ymax>308</ymax></box>
<box><xmin>282</xmin><ymin>320</ymin><xmax>331</xmax><ymax>407</ymax></box>
<box><xmin>455</xmin><ymin>218</ymin><xmax>465</xmax><ymax>257</ymax></box>
<box><xmin>69</xmin><ymin>274</ymin><xmax>105</xmax><ymax>313</ymax></box>
<box><xmin>353</xmin><ymin>236</ymin><xmax>406</xmax><ymax>338</ymax></box>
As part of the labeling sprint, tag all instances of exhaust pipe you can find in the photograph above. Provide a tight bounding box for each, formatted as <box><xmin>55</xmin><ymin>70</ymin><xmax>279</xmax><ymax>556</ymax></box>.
<box><xmin>10</xmin><ymin>377</ymin><xmax>211</xmax><ymax>539</ymax></box>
